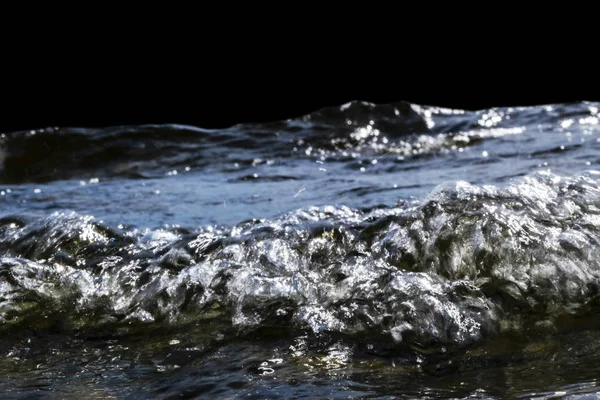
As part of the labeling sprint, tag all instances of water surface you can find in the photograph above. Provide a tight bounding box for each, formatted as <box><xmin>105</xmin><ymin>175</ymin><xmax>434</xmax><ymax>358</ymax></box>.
<box><xmin>1</xmin><ymin>101</ymin><xmax>600</xmax><ymax>398</ymax></box>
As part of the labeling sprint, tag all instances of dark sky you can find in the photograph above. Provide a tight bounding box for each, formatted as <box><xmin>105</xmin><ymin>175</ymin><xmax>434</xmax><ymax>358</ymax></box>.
<box><xmin>3</xmin><ymin>10</ymin><xmax>598</xmax><ymax>133</ymax></box>
<box><xmin>3</xmin><ymin>49</ymin><xmax>598</xmax><ymax>132</ymax></box>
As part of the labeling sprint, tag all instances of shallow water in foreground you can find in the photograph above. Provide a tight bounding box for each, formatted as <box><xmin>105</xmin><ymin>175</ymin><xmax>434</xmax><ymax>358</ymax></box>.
<box><xmin>1</xmin><ymin>101</ymin><xmax>600</xmax><ymax>398</ymax></box>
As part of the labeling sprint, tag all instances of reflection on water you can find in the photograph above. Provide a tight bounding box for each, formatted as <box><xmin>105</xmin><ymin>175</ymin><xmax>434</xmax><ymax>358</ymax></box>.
<box><xmin>2</xmin><ymin>327</ymin><xmax>600</xmax><ymax>399</ymax></box>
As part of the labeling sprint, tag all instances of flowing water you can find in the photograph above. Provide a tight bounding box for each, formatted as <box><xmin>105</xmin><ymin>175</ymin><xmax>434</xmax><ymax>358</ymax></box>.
<box><xmin>1</xmin><ymin>101</ymin><xmax>600</xmax><ymax>399</ymax></box>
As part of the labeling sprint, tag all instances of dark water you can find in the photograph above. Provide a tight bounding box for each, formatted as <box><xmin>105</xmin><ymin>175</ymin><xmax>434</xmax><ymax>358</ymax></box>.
<box><xmin>1</xmin><ymin>101</ymin><xmax>600</xmax><ymax>399</ymax></box>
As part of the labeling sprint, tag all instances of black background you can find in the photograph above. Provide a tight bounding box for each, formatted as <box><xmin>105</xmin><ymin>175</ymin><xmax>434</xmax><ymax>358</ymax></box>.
<box><xmin>4</xmin><ymin>68</ymin><xmax>595</xmax><ymax>133</ymax></box>
<box><xmin>3</xmin><ymin>24</ymin><xmax>598</xmax><ymax>133</ymax></box>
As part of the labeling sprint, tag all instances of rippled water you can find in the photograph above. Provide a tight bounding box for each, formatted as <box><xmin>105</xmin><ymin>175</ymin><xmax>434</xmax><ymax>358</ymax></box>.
<box><xmin>2</xmin><ymin>101</ymin><xmax>600</xmax><ymax>398</ymax></box>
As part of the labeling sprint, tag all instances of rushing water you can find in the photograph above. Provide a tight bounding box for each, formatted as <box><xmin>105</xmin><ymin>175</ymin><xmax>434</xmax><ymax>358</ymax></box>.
<box><xmin>1</xmin><ymin>101</ymin><xmax>600</xmax><ymax>399</ymax></box>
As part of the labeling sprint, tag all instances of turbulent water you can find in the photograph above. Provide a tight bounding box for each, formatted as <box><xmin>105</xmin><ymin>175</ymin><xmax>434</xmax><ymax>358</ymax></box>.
<box><xmin>2</xmin><ymin>101</ymin><xmax>600</xmax><ymax>399</ymax></box>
